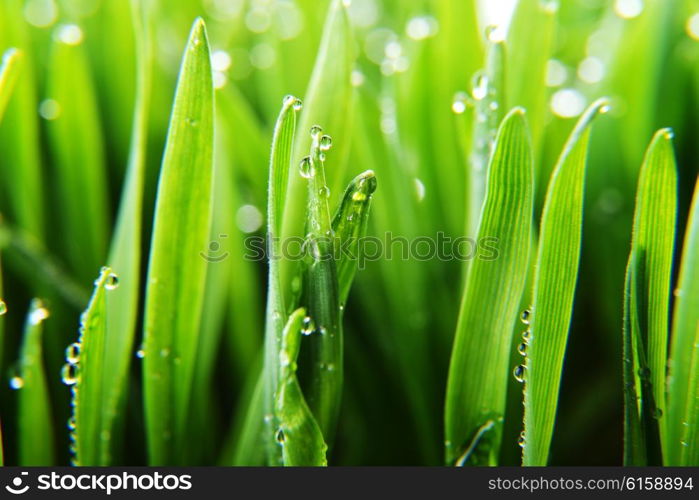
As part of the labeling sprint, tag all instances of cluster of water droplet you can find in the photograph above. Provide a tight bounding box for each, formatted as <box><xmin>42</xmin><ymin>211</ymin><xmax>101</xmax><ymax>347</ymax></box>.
<box><xmin>513</xmin><ymin>308</ymin><xmax>531</xmax><ymax>384</ymax></box>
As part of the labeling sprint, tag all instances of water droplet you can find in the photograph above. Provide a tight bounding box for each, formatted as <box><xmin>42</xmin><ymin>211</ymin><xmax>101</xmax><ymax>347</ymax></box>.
<box><xmin>264</xmin><ymin>413</ymin><xmax>273</xmax><ymax>423</ymax></box>
<box><xmin>9</xmin><ymin>375</ymin><xmax>24</xmax><ymax>390</ymax></box>
<box><xmin>299</xmin><ymin>156</ymin><xmax>314</xmax><ymax>179</ymax></box>
<box><xmin>56</xmin><ymin>24</ymin><xmax>84</xmax><ymax>45</ymax></box>
<box><xmin>686</xmin><ymin>13</ymin><xmax>699</xmax><ymax>40</ymax></box>
<box><xmin>67</xmin><ymin>416</ymin><xmax>76</xmax><ymax>431</ymax></box>
<box><xmin>62</xmin><ymin>363</ymin><xmax>79</xmax><ymax>385</ymax></box>
<box><xmin>29</xmin><ymin>302</ymin><xmax>50</xmax><ymax>325</ymax></box>
<box><xmin>652</xmin><ymin>407</ymin><xmax>663</xmax><ymax>419</ymax></box>
<box><xmin>614</xmin><ymin>0</ymin><xmax>644</xmax><ymax>19</ymax></box>
<box><xmin>521</xmin><ymin>309</ymin><xmax>531</xmax><ymax>325</ymax></box>
<box><xmin>136</xmin><ymin>344</ymin><xmax>145</xmax><ymax>359</ymax></box>
<box><xmin>522</xmin><ymin>330</ymin><xmax>531</xmax><ymax>342</ymax></box>
<box><xmin>275</xmin><ymin>429</ymin><xmax>285</xmax><ymax>443</ymax></box>
<box><xmin>302</xmin><ymin>316</ymin><xmax>315</xmax><ymax>336</ymax></box>
<box><xmin>550</xmin><ymin>88</ymin><xmax>586</xmax><ymax>118</ymax></box>
<box><xmin>518</xmin><ymin>342</ymin><xmax>528</xmax><ymax>356</ymax></box>
<box><xmin>319</xmin><ymin>152</ymin><xmax>326</xmax><ymax>162</ymax></box>
<box><xmin>471</xmin><ymin>72</ymin><xmax>489</xmax><ymax>101</ymax></box>
<box><xmin>319</xmin><ymin>135</ymin><xmax>333</xmax><ymax>151</ymax></box>
<box><xmin>310</xmin><ymin>125</ymin><xmax>323</xmax><ymax>138</ymax></box>
<box><xmin>485</xmin><ymin>25</ymin><xmax>505</xmax><ymax>43</ymax></box>
<box><xmin>452</xmin><ymin>92</ymin><xmax>469</xmax><ymax>114</ymax></box>
<box><xmin>406</xmin><ymin>16</ymin><xmax>438</xmax><ymax>41</ymax></box>
<box><xmin>517</xmin><ymin>431</ymin><xmax>526</xmax><ymax>447</ymax></box>
<box><xmin>599</xmin><ymin>103</ymin><xmax>612</xmax><ymax>114</ymax></box>
<box><xmin>513</xmin><ymin>364</ymin><xmax>526</xmax><ymax>383</ymax></box>
<box><xmin>0</xmin><ymin>300</ymin><xmax>6</xmax><ymax>315</ymax></box>
<box><xmin>352</xmin><ymin>191</ymin><xmax>367</xmax><ymax>202</ymax></box>
<box><xmin>39</xmin><ymin>99</ymin><xmax>61</xmax><ymax>120</ymax></box>
<box><xmin>65</xmin><ymin>342</ymin><xmax>81</xmax><ymax>364</ymax></box>
<box><xmin>105</xmin><ymin>273</ymin><xmax>119</xmax><ymax>290</ymax></box>
<box><xmin>211</xmin><ymin>49</ymin><xmax>232</xmax><ymax>72</ymax></box>
<box><xmin>318</xmin><ymin>186</ymin><xmax>330</xmax><ymax>199</ymax></box>
<box><xmin>186</xmin><ymin>117</ymin><xmax>199</xmax><ymax>127</ymax></box>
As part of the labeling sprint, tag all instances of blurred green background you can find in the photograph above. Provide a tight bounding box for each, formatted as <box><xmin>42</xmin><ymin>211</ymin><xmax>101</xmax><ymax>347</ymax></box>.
<box><xmin>0</xmin><ymin>0</ymin><xmax>697</xmax><ymax>465</ymax></box>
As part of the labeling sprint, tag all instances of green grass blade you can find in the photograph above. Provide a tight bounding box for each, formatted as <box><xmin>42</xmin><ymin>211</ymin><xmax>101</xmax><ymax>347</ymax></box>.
<box><xmin>301</xmin><ymin>126</ymin><xmax>342</xmax><ymax>442</ymax></box>
<box><xmin>522</xmin><ymin>99</ymin><xmax>608</xmax><ymax>466</ymax></box>
<box><xmin>279</xmin><ymin>0</ymin><xmax>353</xmax><ymax>313</ymax></box>
<box><xmin>621</xmin><ymin>129</ymin><xmax>677</xmax><ymax>466</ymax></box>
<box><xmin>0</xmin><ymin>48</ymin><xmax>20</xmax><ymax>121</ymax></box>
<box><xmin>68</xmin><ymin>267</ymin><xmax>117</xmax><ymax>465</ymax></box>
<box><xmin>444</xmin><ymin>108</ymin><xmax>533</xmax><ymax>466</ymax></box>
<box><xmin>667</xmin><ymin>177</ymin><xmax>699</xmax><ymax>465</ymax></box>
<box><xmin>143</xmin><ymin>18</ymin><xmax>214</xmax><ymax>465</ymax></box>
<box><xmin>46</xmin><ymin>34</ymin><xmax>110</xmax><ymax>281</ymax></box>
<box><xmin>331</xmin><ymin>170</ymin><xmax>377</xmax><ymax>306</ymax></box>
<box><xmin>263</xmin><ymin>95</ymin><xmax>300</xmax><ymax>466</ymax></box>
<box><xmin>276</xmin><ymin>307</ymin><xmax>328</xmax><ymax>466</ymax></box>
<box><xmin>16</xmin><ymin>299</ymin><xmax>54</xmax><ymax>465</ymax></box>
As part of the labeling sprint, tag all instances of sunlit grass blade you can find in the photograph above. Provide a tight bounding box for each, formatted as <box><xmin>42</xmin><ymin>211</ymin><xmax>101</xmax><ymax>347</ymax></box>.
<box><xmin>68</xmin><ymin>267</ymin><xmax>118</xmax><ymax>465</ymax></box>
<box><xmin>331</xmin><ymin>170</ymin><xmax>377</xmax><ymax>306</ymax></box>
<box><xmin>445</xmin><ymin>108</ymin><xmax>533</xmax><ymax>466</ymax></box>
<box><xmin>142</xmin><ymin>18</ymin><xmax>214</xmax><ymax>465</ymax></box>
<box><xmin>279</xmin><ymin>0</ymin><xmax>353</xmax><ymax>312</ymax></box>
<box><xmin>0</xmin><ymin>48</ymin><xmax>20</xmax><ymax>121</ymax></box>
<box><xmin>276</xmin><ymin>307</ymin><xmax>327</xmax><ymax>466</ymax></box>
<box><xmin>301</xmin><ymin>126</ymin><xmax>342</xmax><ymax>443</ymax></box>
<box><xmin>263</xmin><ymin>95</ymin><xmax>300</xmax><ymax>466</ymax></box>
<box><xmin>16</xmin><ymin>299</ymin><xmax>54</xmax><ymax>465</ymax></box>
<box><xmin>92</xmin><ymin>0</ymin><xmax>153</xmax><ymax>465</ymax></box>
<box><xmin>667</xmin><ymin>177</ymin><xmax>699</xmax><ymax>465</ymax></box>
<box><xmin>522</xmin><ymin>99</ymin><xmax>608</xmax><ymax>466</ymax></box>
<box><xmin>45</xmin><ymin>33</ymin><xmax>110</xmax><ymax>281</ymax></box>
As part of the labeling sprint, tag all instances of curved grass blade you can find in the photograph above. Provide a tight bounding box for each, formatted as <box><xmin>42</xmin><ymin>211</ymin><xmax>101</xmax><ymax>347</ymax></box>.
<box><xmin>279</xmin><ymin>0</ymin><xmax>353</xmax><ymax>313</ymax></box>
<box><xmin>45</xmin><ymin>33</ymin><xmax>110</xmax><ymax>281</ymax></box>
<box><xmin>0</xmin><ymin>48</ymin><xmax>20</xmax><ymax>121</ymax></box>
<box><xmin>331</xmin><ymin>170</ymin><xmax>377</xmax><ymax>306</ymax></box>
<box><xmin>16</xmin><ymin>299</ymin><xmax>55</xmax><ymax>465</ymax></box>
<box><xmin>143</xmin><ymin>18</ymin><xmax>214</xmax><ymax>465</ymax></box>
<box><xmin>667</xmin><ymin>177</ymin><xmax>699</xmax><ymax>465</ymax></box>
<box><xmin>68</xmin><ymin>267</ymin><xmax>118</xmax><ymax>465</ymax></box>
<box><xmin>87</xmin><ymin>0</ymin><xmax>153</xmax><ymax>465</ymax></box>
<box><xmin>622</xmin><ymin>129</ymin><xmax>677</xmax><ymax>466</ymax></box>
<box><xmin>444</xmin><ymin>108</ymin><xmax>533</xmax><ymax>466</ymax></box>
<box><xmin>522</xmin><ymin>99</ymin><xmax>609</xmax><ymax>466</ymax></box>
<box><xmin>263</xmin><ymin>95</ymin><xmax>300</xmax><ymax>465</ymax></box>
<box><xmin>276</xmin><ymin>307</ymin><xmax>328</xmax><ymax>466</ymax></box>
<box><xmin>301</xmin><ymin>126</ymin><xmax>341</xmax><ymax>443</ymax></box>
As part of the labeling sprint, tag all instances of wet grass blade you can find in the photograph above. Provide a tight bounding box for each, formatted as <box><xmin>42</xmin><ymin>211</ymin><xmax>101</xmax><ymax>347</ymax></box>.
<box><xmin>16</xmin><ymin>299</ymin><xmax>54</xmax><ymax>465</ymax></box>
<box><xmin>0</xmin><ymin>48</ymin><xmax>20</xmax><ymax>121</ymax></box>
<box><xmin>522</xmin><ymin>100</ymin><xmax>608</xmax><ymax>466</ymax></box>
<box><xmin>667</xmin><ymin>177</ymin><xmax>699</xmax><ymax>465</ymax></box>
<box><xmin>69</xmin><ymin>267</ymin><xmax>117</xmax><ymax>465</ymax></box>
<box><xmin>143</xmin><ymin>18</ymin><xmax>214</xmax><ymax>465</ymax></box>
<box><xmin>331</xmin><ymin>170</ymin><xmax>377</xmax><ymax>306</ymax></box>
<box><xmin>445</xmin><ymin>109</ymin><xmax>533</xmax><ymax>466</ymax></box>
<box><xmin>276</xmin><ymin>308</ymin><xmax>327</xmax><ymax>466</ymax></box>
<box><xmin>46</xmin><ymin>33</ymin><xmax>110</xmax><ymax>281</ymax></box>
<box><xmin>262</xmin><ymin>95</ymin><xmax>300</xmax><ymax>465</ymax></box>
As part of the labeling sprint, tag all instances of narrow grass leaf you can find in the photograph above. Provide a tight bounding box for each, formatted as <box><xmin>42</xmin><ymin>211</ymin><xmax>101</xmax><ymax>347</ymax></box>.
<box><xmin>276</xmin><ymin>307</ymin><xmax>328</xmax><ymax>466</ymax></box>
<box><xmin>263</xmin><ymin>95</ymin><xmax>300</xmax><ymax>465</ymax></box>
<box><xmin>522</xmin><ymin>99</ymin><xmax>609</xmax><ymax>466</ymax></box>
<box><xmin>0</xmin><ymin>48</ymin><xmax>20</xmax><ymax>121</ymax></box>
<box><xmin>667</xmin><ymin>177</ymin><xmax>699</xmax><ymax>465</ymax></box>
<box><xmin>143</xmin><ymin>18</ymin><xmax>214</xmax><ymax>465</ymax></box>
<box><xmin>16</xmin><ymin>299</ymin><xmax>54</xmax><ymax>465</ymax></box>
<box><xmin>445</xmin><ymin>108</ymin><xmax>533</xmax><ymax>466</ymax></box>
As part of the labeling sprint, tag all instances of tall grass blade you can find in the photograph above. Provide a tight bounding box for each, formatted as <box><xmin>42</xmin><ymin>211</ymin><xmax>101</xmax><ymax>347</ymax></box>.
<box><xmin>445</xmin><ymin>108</ymin><xmax>533</xmax><ymax>465</ymax></box>
<box><xmin>667</xmin><ymin>177</ymin><xmax>699</xmax><ymax>465</ymax></box>
<box><xmin>16</xmin><ymin>299</ymin><xmax>54</xmax><ymax>465</ymax></box>
<box><xmin>522</xmin><ymin>99</ymin><xmax>609</xmax><ymax>466</ymax></box>
<box><xmin>276</xmin><ymin>307</ymin><xmax>327</xmax><ymax>466</ymax></box>
<box><xmin>143</xmin><ymin>18</ymin><xmax>214</xmax><ymax>465</ymax></box>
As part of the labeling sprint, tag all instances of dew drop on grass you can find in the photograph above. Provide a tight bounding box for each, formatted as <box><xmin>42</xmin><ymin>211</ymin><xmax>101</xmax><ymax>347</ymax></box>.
<box><xmin>283</xmin><ymin>94</ymin><xmax>302</xmax><ymax>111</ymax></box>
<box><xmin>518</xmin><ymin>431</ymin><xmax>526</xmax><ymax>448</ymax></box>
<box><xmin>105</xmin><ymin>272</ymin><xmax>120</xmax><ymax>290</ymax></box>
<box><xmin>652</xmin><ymin>408</ymin><xmax>663</xmax><ymax>419</ymax></box>
<box><xmin>302</xmin><ymin>316</ymin><xmax>315</xmax><ymax>335</ymax></box>
<box><xmin>520</xmin><ymin>309</ymin><xmax>531</xmax><ymax>325</ymax></box>
<box><xmin>299</xmin><ymin>156</ymin><xmax>314</xmax><ymax>179</ymax></box>
<box><xmin>319</xmin><ymin>135</ymin><xmax>333</xmax><ymax>151</ymax></box>
<box><xmin>485</xmin><ymin>25</ymin><xmax>505</xmax><ymax>43</ymax></box>
<box><xmin>275</xmin><ymin>429</ymin><xmax>285</xmax><ymax>443</ymax></box>
<box><xmin>310</xmin><ymin>125</ymin><xmax>323</xmax><ymax>139</ymax></box>
<box><xmin>56</xmin><ymin>24</ymin><xmax>84</xmax><ymax>46</ymax></box>
<box><xmin>61</xmin><ymin>363</ymin><xmax>79</xmax><ymax>385</ymax></box>
<box><xmin>451</xmin><ymin>92</ymin><xmax>469</xmax><ymax>114</ymax></box>
<box><xmin>67</xmin><ymin>416</ymin><xmax>76</xmax><ymax>431</ymax></box>
<box><xmin>551</xmin><ymin>89</ymin><xmax>586</xmax><ymax>118</ymax></box>
<box><xmin>29</xmin><ymin>302</ymin><xmax>50</xmax><ymax>325</ymax></box>
<box><xmin>318</xmin><ymin>186</ymin><xmax>330</xmax><ymax>199</ymax></box>
<box><xmin>517</xmin><ymin>342</ymin><xmax>528</xmax><ymax>356</ymax></box>
<box><xmin>471</xmin><ymin>72</ymin><xmax>489</xmax><ymax>101</ymax></box>
<box><xmin>513</xmin><ymin>364</ymin><xmax>526</xmax><ymax>383</ymax></box>
<box><xmin>39</xmin><ymin>99</ymin><xmax>61</xmax><ymax>120</ymax></box>
<box><xmin>522</xmin><ymin>330</ymin><xmax>531</xmax><ymax>342</ymax></box>
<box><xmin>614</xmin><ymin>0</ymin><xmax>644</xmax><ymax>19</ymax></box>
<box><xmin>9</xmin><ymin>375</ymin><xmax>24</xmax><ymax>390</ymax></box>
<box><xmin>414</xmin><ymin>178</ymin><xmax>426</xmax><ymax>201</ymax></box>
<box><xmin>0</xmin><ymin>299</ymin><xmax>6</xmax><ymax>315</ymax></box>
<box><xmin>136</xmin><ymin>344</ymin><xmax>146</xmax><ymax>359</ymax></box>
<box><xmin>65</xmin><ymin>342</ymin><xmax>81</xmax><ymax>364</ymax></box>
